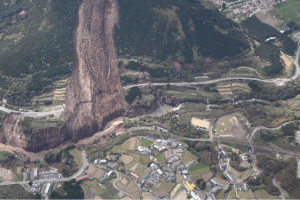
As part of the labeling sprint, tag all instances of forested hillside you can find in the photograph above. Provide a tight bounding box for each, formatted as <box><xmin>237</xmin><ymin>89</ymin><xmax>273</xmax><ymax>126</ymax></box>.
<box><xmin>0</xmin><ymin>0</ymin><xmax>77</xmax><ymax>106</ymax></box>
<box><xmin>115</xmin><ymin>0</ymin><xmax>249</xmax><ymax>64</ymax></box>
<box><xmin>242</xmin><ymin>16</ymin><xmax>297</xmax><ymax>55</ymax></box>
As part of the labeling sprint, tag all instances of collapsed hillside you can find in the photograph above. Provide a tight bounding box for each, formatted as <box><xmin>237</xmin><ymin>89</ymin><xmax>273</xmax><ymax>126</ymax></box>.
<box><xmin>64</xmin><ymin>0</ymin><xmax>127</xmax><ymax>140</ymax></box>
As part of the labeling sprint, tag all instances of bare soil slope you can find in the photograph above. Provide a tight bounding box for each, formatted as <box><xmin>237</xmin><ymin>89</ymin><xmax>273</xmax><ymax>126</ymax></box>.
<box><xmin>65</xmin><ymin>0</ymin><xmax>127</xmax><ymax>140</ymax></box>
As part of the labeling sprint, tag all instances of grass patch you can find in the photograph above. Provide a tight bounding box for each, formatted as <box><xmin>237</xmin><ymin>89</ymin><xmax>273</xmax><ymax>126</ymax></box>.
<box><xmin>275</xmin><ymin>3</ymin><xmax>290</xmax><ymax>9</ymax></box>
<box><xmin>183</xmin><ymin>149</ymin><xmax>198</xmax><ymax>164</ymax></box>
<box><xmin>189</xmin><ymin>163</ymin><xmax>210</xmax><ymax>175</ymax></box>
<box><xmin>215</xmin><ymin>189</ymin><xmax>226</xmax><ymax>199</ymax></box>
<box><xmin>232</xmin><ymin>70</ymin><xmax>250</xmax><ymax>74</ymax></box>
<box><xmin>290</xmin><ymin>0</ymin><xmax>300</xmax><ymax>6</ymax></box>
<box><xmin>0</xmin><ymin>184</ymin><xmax>34</xmax><ymax>199</ymax></box>
<box><xmin>69</xmin><ymin>149</ymin><xmax>82</xmax><ymax>167</ymax></box>
<box><xmin>278</xmin><ymin>8</ymin><xmax>295</xmax><ymax>14</ymax></box>
<box><xmin>141</xmin><ymin>138</ymin><xmax>154</xmax><ymax>147</ymax></box>
<box><xmin>271</xmin><ymin>137</ymin><xmax>300</xmax><ymax>151</ymax></box>
<box><xmin>229</xmin><ymin>189</ymin><xmax>236</xmax><ymax>198</ymax></box>
<box><xmin>282</xmin><ymin>12</ymin><xmax>297</xmax><ymax>18</ymax></box>
<box><xmin>111</xmin><ymin>145</ymin><xmax>121</xmax><ymax>153</ymax></box>
<box><xmin>122</xmin><ymin>141</ymin><xmax>131</xmax><ymax>150</ymax></box>
<box><xmin>155</xmin><ymin>152</ymin><xmax>166</xmax><ymax>161</ymax></box>
<box><xmin>139</xmin><ymin>155</ymin><xmax>152</xmax><ymax>165</ymax></box>
<box><xmin>221</xmin><ymin>142</ymin><xmax>249</xmax><ymax>154</ymax></box>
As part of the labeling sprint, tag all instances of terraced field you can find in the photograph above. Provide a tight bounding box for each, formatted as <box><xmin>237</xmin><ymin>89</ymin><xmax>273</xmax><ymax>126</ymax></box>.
<box><xmin>275</xmin><ymin>0</ymin><xmax>300</xmax><ymax>23</ymax></box>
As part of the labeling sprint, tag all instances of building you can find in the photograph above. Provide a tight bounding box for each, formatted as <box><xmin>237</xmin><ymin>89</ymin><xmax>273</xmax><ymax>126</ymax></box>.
<box><xmin>182</xmin><ymin>170</ymin><xmax>189</xmax><ymax>175</ymax></box>
<box><xmin>24</xmin><ymin>170</ymin><xmax>30</xmax><ymax>181</ymax></box>
<box><xmin>76</xmin><ymin>175</ymin><xmax>89</xmax><ymax>182</ymax></box>
<box><xmin>33</xmin><ymin>168</ymin><xmax>38</xmax><ymax>179</ymax></box>
<box><xmin>50</xmin><ymin>169</ymin><xmax>58</xmax><ymax>174</ymax></box>
<box><xmin>186</xmin><ymin>181</ymin><xmax>195</xmax><ymax>191</ymax></box>
<box><xmin>191</xmin><ymin>191</ymin><xmax>201</xmax><ymax>200</ymax></box>
<box><xmin>107</xmin><ymin>162</ymin><xmax>118</xmax><ymax>169</ymax></box>
<box><xmin>100</xmin><ymin>175</ymin><xmax>108</xmax><ymax>183</ymax></box>
<box><xmin>197</xmin><ymin>190</ymin><xmax>205</xmax><ymax>200</ymax></box>
<box><xmin>157</xmin><ymin>169</ymin><xmax>163</xmax><ymax>175</ymax></box>
<box><xmin>236</xmin><ymin>149</ymin><xmax>239</xmax><ymax>154</ymax></box>
<box><xmin>130</xmin><ymin>172</ymin><xmax>139</xmax><ymax>179</ymax></box>
<box><xmin>143</xmin><ymin>174</ymin><xmax>150</xmax><ymax>180</ymax></box>
<box><xmin>211</xmin><ymin>186</ymin><xmax>221</xmax><ymax>195</ymax></box>
<box><xmin>44</xmin><ymin>183</ymin><xmax>51</xmax><ymax>194</ymax></box>
<box><xmin>107</xmin><ymin>171</ymin><xmax>113</xmax><ymax>177</ymax></box>
<box><xmin>99</xmin><ymin>159</ymin><xmax>107</xmax><ymax>164</ymax></box>
<box><xmin>138</xmin><ymin>146</ymin><xmax>145</xmax><ymax>152</ymax></box>
<box><xmin>94</xmin><ymin>159</ymin><xmax>98</xmax><ymax>165</ymax></box>
<box><xmin>153</xmin><ymin>125</ymin><xmax>169</xmax><ymax>133</ymax></box>
<box><xmin>225</xmin><ymin>172</ymin><xmax>235</xmax><ymax>182</ymax></box>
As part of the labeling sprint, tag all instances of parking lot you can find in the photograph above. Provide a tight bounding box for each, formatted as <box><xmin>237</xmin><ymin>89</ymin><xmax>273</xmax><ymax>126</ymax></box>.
<box><xmin>38</xmin><ymin>169</ymin><xmax>58</xmax><ymax>180</ymax></box>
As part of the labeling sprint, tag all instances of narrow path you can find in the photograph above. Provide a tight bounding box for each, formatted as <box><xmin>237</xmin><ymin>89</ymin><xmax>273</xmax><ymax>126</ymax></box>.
<box><xmin>272</xmin><ymin>177</ymin><xmax>285</xmax><ymax>200</ymax></box>
<box><xmin>113</xmin><ymin>171</ymin><xmax>135</xmax><ymax>200</ymax></box>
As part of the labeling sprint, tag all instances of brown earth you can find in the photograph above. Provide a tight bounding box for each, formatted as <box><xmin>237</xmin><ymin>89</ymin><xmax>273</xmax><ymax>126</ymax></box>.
<box><xmin>256</xmin><ymin>12</ymin><xmax>281</xmax><ymax>30</ymax></box>
<box><xmin>64</xmin><ymin>0</ymin><xmax>127</xmax><ymax>141</ymax></box>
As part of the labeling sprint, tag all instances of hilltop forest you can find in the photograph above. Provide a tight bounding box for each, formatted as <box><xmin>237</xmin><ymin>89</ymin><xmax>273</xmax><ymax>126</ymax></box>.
<box><xmin>115</xmin><ymin>0</ymin><xmax>250</xmax><ymax>64</ymax></box>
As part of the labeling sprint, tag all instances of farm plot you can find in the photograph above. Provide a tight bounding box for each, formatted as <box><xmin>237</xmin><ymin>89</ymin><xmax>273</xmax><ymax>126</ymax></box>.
<box><xmin>122</xmin><ymin>154</ymin><xmax>134</xmax><ymax>165</ymax></box>
<box><xmin>152</xmin><ymin>180</ymin><xmax>175</xmax><ymax>195</ymax></box>
<box><xmin>189</xmin><ymin>163</ymin><xmax>210</xmax><ymax>175</ymax></box>
<box><xmin>282</xmin><ymin>12</ymin><xmax>297</xmax><ymax>19</ymax></box>
<box><xmin>183</xmin><ymin>149</ymin><xmax>198</xmax><ymax>164</ymax></box>
<box><xmin>278</xmin><ymin>8</ymin><xmax>294</xmax><ymax>14</ymax></box>
<box><xmin>215</xmin><ymin>115</ymin><xmax>247</xmax><ymax>139</ymax></box>
<box><xmin>191</xmin><ymin>117</ymin><xmax>210</xmax><ymax>129</ymax></box>
<box><xmin>69</xmin><ymin>149</ymin><xmax>82</xmax><ymax>167</ymax></box>
<box><xmin>155</xmin><ymin>152</ymin><xmax>166</xmax><ymax>161</ymax></box>
<box><xmin>139</xmin><ymin>155</ymin><xmax>152</xmax><ymax>164</ymax></box>
<box><xmin>85</xmin><ymin>166</ymin><xmax>105</xmax><ymax>179</ymax></box>
<box><xmin>0</xmin><ymin>168</ymin><xmax>13</xmax><ymax>181</ymax></box>
<box><xmin>254</xmin><ymin>189</ymin><xmax>277</xmax><ymax>199</ymax></box>
<box><xmin>200</xmin><ymin>172</ymin><xmax>214</xmax><ymax>182</ymax></box>
<box><xmin>290</xmin><ymin>0</ymin><xmax>300</xmax><ymax>6</ymax></box>
<box><xmin>275</xmin><ymin>3</ymin><xmax>290</xmax><ymax>9</ymax></box>
<box><xmin>141</xmin><ymin>138</ymin><xmax>153</xmax><ymax>147</ymax></box>
<box><xmin>237</xmin><ymin>190</ymin><xmax>256</xmax><ymax>199</ymax></box>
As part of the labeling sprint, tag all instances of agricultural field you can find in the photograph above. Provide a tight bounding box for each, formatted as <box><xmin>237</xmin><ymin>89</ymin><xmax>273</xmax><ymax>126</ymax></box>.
<box><xmin>254</xmin><ymin>189</ymin><xmax>278</xmax><ymax>199</ymax></box>
<box><xmin>237</xmin><ymin>190</ymin><xmax>256</xmax><ymax>199</ymax></box>
<box><xmin>85</xmin><ymin>166</ymin><xmax>105</xmax><ymax>179</ymax></box>
<box><xmin>189</xmin><ymin>163</ymin><xmax>210</xmax><ymax>175</ymax></box>
<box><xmin>215</xmin><ymin>189</ymin><xmax>226</xmax><ymax>199</ymax></box>
<box><xmin>217</xmin><ymin>82</ymin><xmax>251</xmax><ymax>96</ymax></box>
<box><xmin>183</xmin><ymin>149</ymin><xmax>198</xmax><ymax>164</ymax></box>
<box><xmin>141</xmin><ymin>138</ymin><xmax>154</xmax><ymax>147</ymax></box>
<box><xmin>152</xmin><ymin>180</ymin><xmax>175</xmax><ymax>197</ymax></box>
<box><xmin>191</xmin><ymin>117</ymin><xmax>210</xmax><ymax>129</ymax></box>
<box><xmin>275</xmin><ymin>1</ymin><xmax>300</xmax><ymax>22</ymax></box>
<box><xmin>155</xmin><ymin>152</ymin><xmax>166</xmax><ymax>161</ymax></box>
<box><xmin>69</xmin><ymin>149</ymin><xmax>82</xmax><ymax>167</ymax></box>
<box><xmin>271</xmin><ymin>137</ymin><xmax>300</xmax><ymax>151</ymax></box>
<box><xmin>215</xmin><ymin>115</ymin><xmax>247</xmax><ymax>139</ymax></box>
<box><xmin>232</xmin><ymin>70</ymin><xmax>251</xmax><ymax>74</ymax></box>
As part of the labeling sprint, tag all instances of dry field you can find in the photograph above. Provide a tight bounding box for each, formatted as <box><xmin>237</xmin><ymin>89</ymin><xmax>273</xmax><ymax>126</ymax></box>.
<box><xmin>191</xmin><ymin>117</ymin><xmax>210</xmax><ymax>129</ymax></box>
<box><xmin>85</xmin><ymin>166</ymin><xmax>98</xmax><ymax>176</ymax></box>
<box><xmin>215</xmin><ymin>115</ymin><xmax>246</xmax><ymax>139</ymax></box>
<box><xmin>281</xmin><ymin>54</ymin><xmax>294</xmax><ymax>70</ymax></box>
<box><xmin>176</xmin><ymin>174</ymin><xmax>184</xmax><ymax>183</ymax></box>
<box><xmin>218</xmin><ymin>88</ymin><xmax>231</xmax><ymax>91</ymax></box>
<box><xmin>122</xmin><ymin>155</ymin><xmax>133</xmax><ymax>164</ymax></box>
<box><xmin>219</xmin><ymin>91</ymin><xmax>233</xmax><ymax>95</ymax></box>
<box><xmin>256</xmin><ymin>12</ymin><xmax>281</xmax><ymax>30</ymax></box>
<box><xmin>165</xmin><ymin>150</ymin><xmax>171</xmax><ymax>158</ymax></box>
<box><xmin>123</xmin><ymin>137</ymin><xmax>137</xmax><ymax>150</ymax></box>
<box><xmin>0</xmin><ymin>168</ymin><xmax>13</xmax><ymax>181</ymax></box>
<box><xmin>91</xmin><ymin>168</ymin><xmax>105</xmax><ymax>179</ymax></box>
<box><xmin>200</xmin><ymin>172</ymin><xmax>213</xmax><ymax>182</ymax></box>
<box><xmin>142</xmin><ymin>192</ymin><xmax>155</xmax><ymax>199</ymax></box>
<box><xmin>218</xmin><ymin>84</ymin><xmax>231</xmax><ymax>87</ymax></box>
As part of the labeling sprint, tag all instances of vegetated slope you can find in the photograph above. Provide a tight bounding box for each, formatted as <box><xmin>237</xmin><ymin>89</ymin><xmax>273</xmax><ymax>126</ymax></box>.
<box><xmin>242</xmin><ymin>16</ymin><xmax>297</xmax><ymax>55</ymax></box>
<box><xmin>64</xmin><ymin>0</ymin><xmax>127</xmax><ymax>140</ymax></box>
<box><xmin>0</xmin><ymin>0</ymin><xmax>77</xmax><ymax>106</ymax></box>
<box><xmin>114</xmin><ymin>0</ymin><xmax>249</xmax><ymax>63</ymax></box>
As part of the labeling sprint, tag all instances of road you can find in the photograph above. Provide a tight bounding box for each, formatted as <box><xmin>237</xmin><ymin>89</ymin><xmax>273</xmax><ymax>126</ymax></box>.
<box><xmin>0</xmin><ymin>105</ymin><xmax>64</xmax><ymax>119</ymax></box>
<box><xmin>0</xmin><ymin>150</ymin><xmax>88</xmax><ymax>186</ymax></box>
<box><xmin>272</xmin><ymin>177</ymin><xmax>285</xmax><ymax>200</ymax></box>
<box><xmin>124</xmin><ymin>45</ymin><xmax>300</xmax><ymax>90</ymax></box>
<box><xmin>113</xmin><ymin>171</ymin><xmax>135</xmax><ymax>200</ymax></box>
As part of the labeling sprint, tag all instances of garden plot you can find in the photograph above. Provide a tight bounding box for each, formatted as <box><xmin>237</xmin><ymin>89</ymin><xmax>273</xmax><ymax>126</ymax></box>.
<box><xmin>121</xmin><ymin>155</ymin><xmax>134</xmax><ymax>164</ymax></box>
<box><xmin>189</xmin><ymin>163</ymin><xmax>210</xmax><ymax>175</ymax></box>
<box><xmin>215</xmin><ymin>115</ymin><xmax>247</xmax><ymax>139</ymax></box>
<box><xmin>85</xmin><ymin>166</ymin><xmax>105</xmax><ymax>179</ymax></box>
<box><xmin>254</xmin><ymin>189</ymin><xmax>277</xmax><ymax>199</ymax></box>
<box><xmin>200</xmin><ymin>172</ymin><xmax>213</xmax><ymax>182</ymax></box>
<box><xmin>122</xmin><ymin>137</ymin><xmax>137</xmax><ymax>150</ymax></box>
<box><xmin>0</xmin><ymin>168</ymin><xmax>13</xmax><ymax>181</ymax></box>
<box><xmin>237</xmin><ymin>190</ymin><xmax>256</xmax><ymax>199</ymax></box>
<box><xmin>191</xmin><ymin>117</ymin><xmax>210</xmax><ymax>129</ymax></box>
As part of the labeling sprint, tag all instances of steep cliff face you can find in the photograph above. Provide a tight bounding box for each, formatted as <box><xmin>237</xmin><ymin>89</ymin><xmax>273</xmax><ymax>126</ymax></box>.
<box><xmin>64</xmin><ymin>0</ymin><xmax>126</xmax><ymax>140</ymax></box>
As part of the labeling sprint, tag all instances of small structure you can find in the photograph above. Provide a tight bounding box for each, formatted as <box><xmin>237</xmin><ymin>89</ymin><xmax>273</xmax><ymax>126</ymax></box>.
<box><xmin>33</xmin><ymin>168</ymin><xmax>38</xmax><ymax>179</ymax></box>
<box><xmin>182</xmin><ymin>170</ymin><xmax>189</xmax><ymax>175</ymax></box>
<box><xmin>107</xmin><ymin>171</ymin><xmax>113</xmax><ymax>177</ymax></box>
<box><xmin>211</xmin><ymin>186</ymin><xmax>221</xmax><ymax>195</ymax></box>
<box><xmin>186</xmin><ymin>181</ymin><xmax>195</xmax><ymax>191</ymax></box>
<box><xmin>44</xmin><ymin>183</ymin><xmax>51</xmax><ymax>195</ymax></box>
<box><xmin>197</xmin><ymin>190</ymin><xmax>205</xmax><ymax>200</ymax></box>
<box><xmin>99</xmin><ymin>159</ymin><xmax>107</xmax><ymax>164</ymax></box>
<box><xmin>76</xmin><ymin>175</ymin><xmax>89</xmax><ymax>182</ymax></box>
<box><xmin>94</xmin><ymin>159</ymin><xmax>98</xmax><ymax>165</ymax></box>
<box><xmin>236</xmin><ymin>149</ymin><xmax>239</xmax><ymax>155</ymax></box>
<box><xmin>225</xmin><ymin>172</ymin><xmax>235</xmax><ymax>182</ymax></box>
<box><xmin>130</xmin><ymin>172</ymin><xmax>139</xmax><ymax>179</ymax></box>
<box><xmin>157</xmin><ymin>169</ymin><xmax>163</xmax><ymax>175</ymax></box>
<box><xmin>84</xmin><ymin>166</ymin><xmax>89</xmax><ymax>170</ymax></box>
<box><xmin>153</xmin><ymin>125</ymin><xmax>169</xmax><ymax>133</ymax></box>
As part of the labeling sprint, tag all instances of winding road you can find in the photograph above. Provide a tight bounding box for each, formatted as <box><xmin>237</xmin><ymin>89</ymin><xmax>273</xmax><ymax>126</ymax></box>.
<box><xmin>124</xmin><ymin>44</ymin><xmax>300</xmax><ymax>90</ymax></box>
<box><xmin>112</xmin><ymin>171</ymin><xmax>136</xmax><ymax>200</ymax></box>
<box><xmin>272</xmin><ymin>177</ymin><xmax>285</xmax><ymax>200</ymax></box>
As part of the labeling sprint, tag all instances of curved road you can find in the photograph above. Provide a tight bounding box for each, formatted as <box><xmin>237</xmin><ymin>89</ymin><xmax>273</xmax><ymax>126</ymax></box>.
<box><xmin>113</xmin><ymin>171</ymin><xmax>135</xmax><ymax>200</ymax></box>
<box><xmin>124</xmin><ymin>45</ymin><xmax>300</xmax><ymax>90</ymax></box>
<box><xmin>272</xmin><ymin>177</ymin><xmax>285</xmax><ymax>200</ymax></box>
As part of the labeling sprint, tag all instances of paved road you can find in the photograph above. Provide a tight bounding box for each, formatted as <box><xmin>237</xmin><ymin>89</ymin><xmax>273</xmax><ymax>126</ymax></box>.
<box><xmin>113</xmin><ymin>171</ymin><xmax>135</xmax><ymax>200</ymax></box>
<box><xmin>0</xmin><ymin>106</ymin><xmax>64</xmax><ymax>119</ymax></box>
<box><xmin>272</xmin><ymin>177</ymin><xmax>285</xmax><ymax>200</ymax></box>
<box><xmin>124</xmin><ymin>45</ymin><xmax>300</xmax><ymax>90</ymax></box>
<box><xmin>0</xmin><ymin>150</ymin><xmax>88</xmax><ymax>186</ymax></box>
